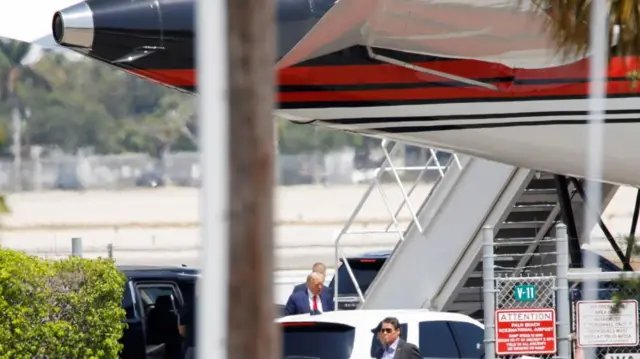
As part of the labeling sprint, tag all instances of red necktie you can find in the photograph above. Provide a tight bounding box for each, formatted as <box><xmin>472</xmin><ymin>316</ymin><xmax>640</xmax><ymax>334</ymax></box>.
<box><xmin>312</xmin><ymin>295</ymin><xmax>318</xmax><ymax>311</ymax></box>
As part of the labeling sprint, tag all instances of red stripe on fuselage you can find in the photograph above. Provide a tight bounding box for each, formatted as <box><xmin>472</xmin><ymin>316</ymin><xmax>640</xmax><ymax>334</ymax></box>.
<box><xmin>127</xmin><ymin>69</ymin><xmax>196</xmax><ymax>87</ymax></box>
<box><xmin>277</xmin><ymin>80</ymin><xmax>637</xmax><ymax>103</ymax></box>
<box><xmin>127</xmin><ymin>56</ymin><xmax>640</xmax><ymax>103</ymax></box>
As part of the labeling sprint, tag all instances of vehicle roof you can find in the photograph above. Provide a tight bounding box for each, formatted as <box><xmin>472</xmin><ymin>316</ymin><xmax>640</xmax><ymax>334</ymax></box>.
<box><xmin>276</xmin><ymin>309</ymin><xmax>481</xmax><ymax>329</ymax></box>
<box><xmin>346</xmin><ymin>250</ymin><xmax>391</xmax><ymax>260</ymax></box>
<box><xmin>118</xmin><ymin>265</ymin><xmax>200</xmax><ymax>279</ymax></box>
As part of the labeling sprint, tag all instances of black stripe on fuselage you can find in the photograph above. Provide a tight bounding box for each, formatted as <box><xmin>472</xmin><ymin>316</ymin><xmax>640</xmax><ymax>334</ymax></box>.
<box><xmin>277</xmin><ymin>93</ymin><xmax>640</xmax><ymax>109</ymax></box>
<box><xmin>319</xmin><ymin>108</ymin><xmax>640</xmax><ymax>125</ymax></box>
<box><xmin>278</xmin><ymin>76</ymin><xmax>629</xmax><ymax>92</ymax></box>
<box><xmin>362</xmin><ymin>118</ymin><xmax>640</xmax><ymax>133</ymax></box>
<box><xmin>175</xmin><ymin>85</ymin><xmax>196</xmax><ymax>93</ymax></box>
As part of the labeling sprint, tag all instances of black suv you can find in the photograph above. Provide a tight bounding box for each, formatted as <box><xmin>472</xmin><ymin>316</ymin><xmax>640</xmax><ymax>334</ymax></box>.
<box><xmin>117</xmin><ymin>265</ymin><xmax>287</xmax><ymax>358</ymax></box>
<box><xmin>118</xmin><ymin>265</ymin><xmax>199</xmax><ymax>359</ymax></box>
<box><xmin>328</xmin><ymin>251</ymin><xmax>389</xmax><ymax>310</ymax></box>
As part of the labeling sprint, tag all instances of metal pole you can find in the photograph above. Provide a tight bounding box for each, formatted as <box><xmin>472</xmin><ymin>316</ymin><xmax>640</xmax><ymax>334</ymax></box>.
<box><xmin>11</xmin><ymin>107</ymin><xmax>21</xmax><ymax>192</ymax></box>
<box><xmin>226</xmin><ymin>0</ymin><xmax>277</xmax><ymax>358</ymax></box>
<box><xmin>196</xmin><ymin>0</ymin><xmax>229</xmax><ymax>355</ymax></box>
<box><xmin>482</xmin><ymin>226</ymin><xmax>496</xmax><ymax>359</ymax></box>
<box><xmin>556</xmin><ymin>223</ymin><xmax>570</xmax><ymax>359</ymax></box>
<box><xmin>584</xmin><ymin>2</ymin><xmax>609</xmax><ymax>358</ymax></box>
<box><xmin>71</xmin><ymin>237</ymin><xmax>82</xmax><ymax>258</ymax></box>
<box><xmin>107</xmin><ymin>243</ymin><xmax>113</xmax><ymax>259</ymax></box>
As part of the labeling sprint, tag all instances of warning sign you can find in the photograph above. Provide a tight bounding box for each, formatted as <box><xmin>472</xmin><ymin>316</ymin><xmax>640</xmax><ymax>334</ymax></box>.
<box><xmin>495</xmin><ymin>308</ymin><xmax>557</xmax><ymax>355</ymax></box>
<box><xmin>577</xmin><ymin>300</ymin><xmax>639</xmax><ymax>347</ymax></box>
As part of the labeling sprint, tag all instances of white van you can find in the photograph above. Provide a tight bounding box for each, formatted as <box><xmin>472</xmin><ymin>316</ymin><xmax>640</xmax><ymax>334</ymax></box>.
<box><xmin>277</xmin><ymin>309</ymin><xmax>489</xmax><ymax>359</ymax></box>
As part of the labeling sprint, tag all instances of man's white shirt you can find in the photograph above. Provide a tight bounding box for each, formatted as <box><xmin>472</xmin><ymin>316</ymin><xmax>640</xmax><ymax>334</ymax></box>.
<box><xmin>307</xmin><ymin>290</ymin><xmax>323</xmax><ymax>312</ymax></box>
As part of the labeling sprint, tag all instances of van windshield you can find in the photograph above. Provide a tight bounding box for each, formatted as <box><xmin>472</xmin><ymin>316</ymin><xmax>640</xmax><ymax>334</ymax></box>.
<box><xmin>282</xmin><ymin>322</ymin><xmax>355</xmax><ymax>359</ymax></box>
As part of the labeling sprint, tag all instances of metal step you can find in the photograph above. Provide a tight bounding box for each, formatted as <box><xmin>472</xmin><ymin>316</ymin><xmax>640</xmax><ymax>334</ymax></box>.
<box><xmin>491</xmin><ymin>238</ymin><xmax>556</xmax><ymax>246</ymax></box>
<box><xmin>511</xmin><ymin>203</ymin><xmax>557</xmax><ymax>211</ymax></box>
<box><xmin>505</xmin><ymin>208</ymin><xmax>556</xmax><ymax>222</ymax></box>
<box><xmin>525</xmin><ymin>178</ymin><xmax>557</xmax><ymax>190</ymax></box>
<box><xmin>452</xmin><ymin>172</ymin><xmax>561</xmax><ymax>316</ymax></box>
<box><xmin>501</xmin><ymin>221</ymin><xmax>549</xmax><ymax>229</ymax></box>
<box><xmin>516</xmin><ymin>188</ymin><xmax>559</xmax><ymax>205</ymax></box>
<box><xmin>496</xmin><ymin>227</ymin><xmax>542</xmax><ymax>238</ymax></box>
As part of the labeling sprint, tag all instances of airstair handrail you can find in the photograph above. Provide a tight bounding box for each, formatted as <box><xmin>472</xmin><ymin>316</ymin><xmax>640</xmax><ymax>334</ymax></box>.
<box><xmin>333</xmin><ymin>139</ymin><xmax>462</xmax><ymax>308</ymax></box>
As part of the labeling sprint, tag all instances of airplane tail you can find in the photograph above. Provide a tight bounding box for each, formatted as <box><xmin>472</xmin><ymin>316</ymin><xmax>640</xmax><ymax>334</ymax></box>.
<box><xmin>0</xmin><ymin>0</ymin><xmax>80</xmax><ymax>47</ymax></box>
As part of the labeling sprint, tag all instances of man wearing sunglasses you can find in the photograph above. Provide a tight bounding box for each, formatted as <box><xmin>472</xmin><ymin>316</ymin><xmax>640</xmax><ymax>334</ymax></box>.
<box><xmin>374</xmin><ymin>317</ymin><xmax>421</xmax><ymax>359</ymax></box>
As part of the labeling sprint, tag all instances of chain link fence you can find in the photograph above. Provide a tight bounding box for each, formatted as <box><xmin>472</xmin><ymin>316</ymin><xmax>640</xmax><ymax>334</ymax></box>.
<box><xmin>495</xmin><ymin>275</ymin><xmax>558</xmax><ymax>359</ymax></box>
<box><xmin>483</xmin><ymin>225</ymin><xmax>571</xmax><ymax>359</ymax></box>
<box><xmin>484</xmin><ymin>222</ymin><xmax>640</xmax><ymax>359</ymax></box>
<box><xmin>570</xmin><ymin>282</ymin><xmax>640</xmax><ymax>359</ymax></box>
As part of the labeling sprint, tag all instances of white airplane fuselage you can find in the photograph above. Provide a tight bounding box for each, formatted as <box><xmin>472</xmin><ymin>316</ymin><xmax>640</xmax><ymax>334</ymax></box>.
<box><xmin>279</xmin><ymin>96</ymin><xmax>640</xmax><ymax>186</ymax></box>
<box><xmin>3</xmin><ymin>0</ymin><xmax>640</xmax><ymax>188</ymax></box>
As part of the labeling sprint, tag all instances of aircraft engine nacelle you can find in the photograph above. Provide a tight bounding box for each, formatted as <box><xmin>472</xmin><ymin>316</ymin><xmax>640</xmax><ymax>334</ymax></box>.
<box><xmin>51</xmin><ymin>0</ymin><xmax>336</xmax><ymax>93</ymax></box>
<box><xmin>52</xmin><ymin>0</ymin><xmax>195</xmax><ymax>92</ymax></box>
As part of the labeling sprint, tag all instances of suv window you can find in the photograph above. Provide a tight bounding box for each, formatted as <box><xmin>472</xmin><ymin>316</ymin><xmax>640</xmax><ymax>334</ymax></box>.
<box><xmin>135</xmin><ymin>282</ymin><xmax>182</xmax><ymax>347</ymax></box>
<box><xmin>419</xmin><ymin>321</ymin><xmax>460</xmax><ymax>358</ymax></box>
<box><xmin>121</xmin><ymin>281</ymin><xmax>137</xmax><ymax>319</ymax></box>
<box><xmin>370</xmin><ymin>323</ymin><xmax>408</xmax><ymax>357</ymax></box>
<box><xmin>330</xmin><ymin>259</ymin><xmax>385</xmax><ymax>295</ymax></box>
<box><xmin>282</xmin><ymin>322</ymin><xmax>355</xmax><ymax>359</ymax></box>
<box><xmin>449</xmin><ymin>321</ymin><xmax>484</xmax><ymax>359</ymax></box>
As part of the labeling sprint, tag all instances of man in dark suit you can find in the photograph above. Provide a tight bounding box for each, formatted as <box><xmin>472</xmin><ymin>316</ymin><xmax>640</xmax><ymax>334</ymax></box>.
<box><xmin>291</xmin><ymin>262</ymin><xmax>333</xmax><ymax>297</ymax></box>
<box><xmin>374</xmin><ymin>317</ymin><xmax>421</xmax><ymax>359</ymax></box>
<box><xmin>284</xmin><ymin>272</ymin><xmax>334</xmax><ymax>315</ymax></box>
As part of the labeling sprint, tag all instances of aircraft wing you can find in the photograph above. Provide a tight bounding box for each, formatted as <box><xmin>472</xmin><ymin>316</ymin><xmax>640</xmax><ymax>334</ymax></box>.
<box><xmin>0</xmin><ymin>0</ymin><xmax>79</xmax><ymax>47</ymax></box>
<box><xmin>277</xmin><ymin>0</ymin><xmax>585</xmax><ymax>70</ymax></box>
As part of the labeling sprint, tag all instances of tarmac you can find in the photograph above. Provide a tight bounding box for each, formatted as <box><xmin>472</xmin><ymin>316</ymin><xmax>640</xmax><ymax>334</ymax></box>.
<box><xmin>2</xmin><ymin>184</ymin><xmax>640</xmax><ymax>303</ymax></box>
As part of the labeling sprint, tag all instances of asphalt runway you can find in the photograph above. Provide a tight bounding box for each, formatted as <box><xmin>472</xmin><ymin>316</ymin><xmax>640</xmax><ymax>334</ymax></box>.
<box><xmin>6</xmin><ymin>184</ymin><xmax>640</xmax><ymax>303</ymax></box>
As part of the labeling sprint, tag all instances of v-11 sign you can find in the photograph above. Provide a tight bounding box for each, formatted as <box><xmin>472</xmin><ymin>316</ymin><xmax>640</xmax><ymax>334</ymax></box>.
<box><xmin>514</xmin><ymin>285</ymin><xmax>537</xmax><ymax>302</ymax></box>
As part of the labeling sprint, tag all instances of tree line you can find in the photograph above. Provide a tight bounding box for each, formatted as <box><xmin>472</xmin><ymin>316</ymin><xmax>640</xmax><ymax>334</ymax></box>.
<box><xmin>0</xmin><ymin>40</ymin><xmax>369</xmax><ymax>160</ymax></box>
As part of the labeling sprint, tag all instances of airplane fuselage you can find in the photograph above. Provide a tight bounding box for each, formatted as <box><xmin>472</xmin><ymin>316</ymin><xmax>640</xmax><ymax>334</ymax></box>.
<box><xmin>44</xmin><ymin>0</ymin><xmax>640</xmax><ymax>187</ymax></box>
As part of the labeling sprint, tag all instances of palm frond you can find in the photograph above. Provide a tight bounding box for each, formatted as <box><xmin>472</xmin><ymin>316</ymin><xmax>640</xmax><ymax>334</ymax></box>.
<box><xmin>0</xmin><ymin>50</ymin><xmax>12</xmax><ymax>71</ymax></box>
<box><xmin>0</xmin><ymin>41</ymin><xmax>13</xmax><ymax>62</ymax></box>
<box><xmin>624</xmin><ymin>234</ymin><xmax>640</xmax><ymax>256</ymax></box>
<box><xmin>0</xmin><ymin>195</ymin><xmax>11</xmax><ymax>214</ymax></box>
<box><xmin>525</xmin><ymin>0</ymin><xmax>640</xmax><ymax>65</ymax></box>
<box><xmin>19</xmin><ymin>66</ymin><xmax>52</xmax><ymax>92</ymax></box>
<box><xmin>8</xmin><ymin>42</ymin><xmax>31</xmax><ymax>64</ymax></box>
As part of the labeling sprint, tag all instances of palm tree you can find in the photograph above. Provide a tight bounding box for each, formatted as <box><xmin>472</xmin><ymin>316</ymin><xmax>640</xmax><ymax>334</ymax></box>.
<box><xmin>521</xmin><ymin>1</ymin><xmax>640</xmax><ymax>310</ymax></box>
<box><xmin>0</xmin><ymin>40</ymin><xmax>52</xmax><ymax>190</ymax></box>
<box><xmin>526</xmin><ymin>0</ymin><xmax>640</xmax><ymax>61</ymax></box>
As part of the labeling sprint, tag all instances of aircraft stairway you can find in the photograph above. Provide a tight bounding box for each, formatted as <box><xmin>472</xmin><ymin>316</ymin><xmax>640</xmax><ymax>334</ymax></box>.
<box><xmin>335</xmin><ymin>143</ymin><xmax>619</xmax><ymax>316</ymax></box>
<box><xmin>443</xmin><ymin>175</ymin><xmax>618</xmax><ymax>320</ymax></box>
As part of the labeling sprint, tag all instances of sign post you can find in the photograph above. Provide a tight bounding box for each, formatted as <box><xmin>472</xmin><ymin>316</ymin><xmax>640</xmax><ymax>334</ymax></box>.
<box><xmin>495</xmin><ymin>308</ymin><xmax>557</xmax><ymax>356</ymax></box>
<box><xmin>577</xmin><ymin>300</ymin><xmax>639</xmax><ymax>348</ymax></box>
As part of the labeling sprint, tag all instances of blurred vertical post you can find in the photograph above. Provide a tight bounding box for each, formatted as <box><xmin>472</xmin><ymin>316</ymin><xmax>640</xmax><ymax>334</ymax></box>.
<box><xmin>584</xmin><ymin>2</ymin><xmax>609</xmax><ymax>359</ymax></box>
<box><xmin>71</xmin><ymin>237</ymin><xmax>82</xmax><ymax>258</ymax></box>
<box><xmin>11</xmin><ymin>108</ymin><xmax>21</xmax><ymax>192</ymax></box>
<box><xmin>195</xmin><ymin>0</ymin><xmax>229</xmax><ymax>355</ymax></box>
<box><xmin>226</xmin><ymin>0</ymin><xmax>278</xmax><ymax>355</ymax></box>
<box><xmin>196</xmin><ymin>0</ymin><xmax>277</xmax><ymax>356</ymax></box>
